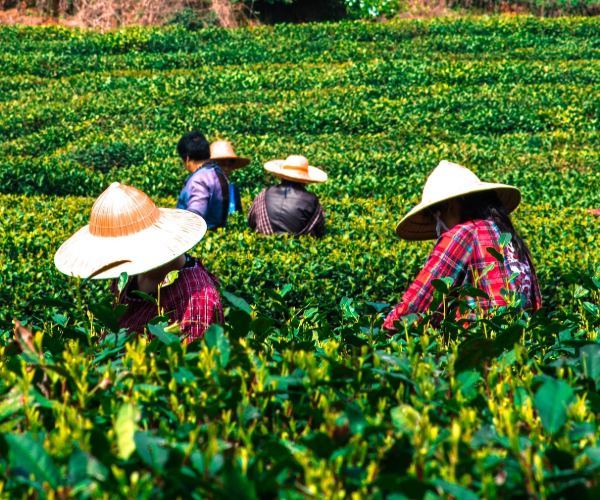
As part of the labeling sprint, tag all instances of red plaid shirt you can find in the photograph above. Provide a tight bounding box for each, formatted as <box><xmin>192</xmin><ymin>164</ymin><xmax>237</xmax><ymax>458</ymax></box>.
<box><xmin>116</xmin><ymin>258</ymin><xmax>223</xmax><ymax>342</ymax></box>
<box><xmin>383</xmin><ymin>219</ymin><xmax>541</xmax><ymax>331</ymax></box>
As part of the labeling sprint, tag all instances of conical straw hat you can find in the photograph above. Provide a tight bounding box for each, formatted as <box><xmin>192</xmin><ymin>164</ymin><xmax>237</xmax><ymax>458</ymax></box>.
<box><xmin>396</xmin><ymin>160</ymin><xmax>521</xmax><ymax>241</ymax></box>
<box><xmin>210</xmin><ymin>140</ymin><xmax>250</xmax><ymax>170</ymax></box>
<box><xmin>264</xmin><ymin>155</ymin><xmax>327</xmax><ymax>184</ymax></box>
<box><xmin>54</xmin><ymin>183</ymin><xmax>207</xmax><ymax>279</ymax></box>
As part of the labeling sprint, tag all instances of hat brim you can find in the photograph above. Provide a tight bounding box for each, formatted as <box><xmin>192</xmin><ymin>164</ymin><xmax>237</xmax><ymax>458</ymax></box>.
<box><xmin>395</xmin><ymin>183</ymin><xmax>521</xmax><ymax>241</ymax></box>
<box><xmin>54</xmin><ymin>208</ymin><xmax>207</xmax><ymax>279</ymax></box>
<box><xmin>212</xmin><ymin>156</ymin><xmax>250</xmax><ymax>170</ymax></box>
<box><xmin>264</xmin><ymin>160</ymin><xmax>328</xmax><ymax>184</ymax></box>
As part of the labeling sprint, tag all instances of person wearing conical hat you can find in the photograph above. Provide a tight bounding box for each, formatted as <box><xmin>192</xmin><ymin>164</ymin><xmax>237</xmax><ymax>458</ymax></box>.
<box><xmin>383</xmin><ymin>160</ymin><xmax>541</xmax><ymax>332</ymax></box>
<box><xmin>55</xmin><ymin>183</ymin><xmax>223</xmax><ymax>342</ymax></box>
<box><xmin>248</xmin><ymin>155</ymin><xmax>327</xmax><ymax>238</ymax></box>
<box><xmin>210</xmin><ymin>140</ymin><xmax>250</xmax><ymax>216</ymax></box>
<box><xmin>176</xmin><ymin>131</ymin><xmax>232</xmax><ymax>230</ymax></box>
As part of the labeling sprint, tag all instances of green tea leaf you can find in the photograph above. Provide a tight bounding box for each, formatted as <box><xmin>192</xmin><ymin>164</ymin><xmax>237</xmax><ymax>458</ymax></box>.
<box><xmin>147</xmin><ymin>322</ymin><xmax>180</xmax><ymax>346</ymax></box>
<box><xmin>117</xmin><ymin>272</ymin><xmax>128</xmax><ymax>293</ymax></box>
<box><xmin>366</xmin><ymin>301</ymin><xmax>390</xmax><ymax>313</ymax></box>
<box><xmin>498</xmin><ymin>232</ymin><xmax>512</xmax><ymax>247</ymax></box>
<box><xmin>204</xmin><ymin>324</ymin><xmax>231</xmax><ymax>368</ymax></box>
<box><xmin>534</xmin><ymin>378</ymin><xmax>574</xmax><ymax>434</ymax></box>
<box><xmin>486</xmin><ymin>247</ymin><xmax>505</xmax><ymax>263</ymax></box>
<box><xmin>345</xmin><ymin>402</ymin><xmax>366</xmax><ymax>435</ymax></box>
<box><xmin>479</xmin><ymin>263</ymin><xmax>496</xmax><ymax>279</ymax></box>
<box><xmin>115</xmin><ymin>403</ymin><xmax>139</xmax><ymax>460</ymax></box>
<box><xmin>434</xmin><ymin>479</ymin><xmax>478</xmax><ymax>500</ymax></box>
<box><xmin>432</xmin><ymin>278</ymin><xmax>453</xmax><ymax>294</ymax></box>
<box><xmin>582</xmin><ymin>301</ymin><xmax>599</xmax><ymax>318</ymax></box>
<box><xmin>457</xmin><ymin>370</ymin><xmax>481</xmax><ymax>401</ymax></box>
<box><xmin>340</xmin><ymin>297</ymin><xmax>359</xmax><ymax>321</ymax></box>
<box><xmin>586</xmin><ymin>447</ymin><xmax>600</xmax><ymax>464</ymax></box>
<box><xmin>89</xmin><ymin>299</ymin><xmax>127</xmax><ymax>332</ymax></box>
<box><xmin>135</xmin><ymin>432</ymin><xmax>169</xmax><ymax>472</ymax></box>
<box><xmin>68</xmin><ymin>450</ymin><xmax>108</xmax><ymax>485</ymax></box>
<box><xmin>131</xmin><ymin>290</ymin><xmax>157</xmax><ymax>304</ymax></box>
<box><xmin>391</xmin><ymin>405</ymin><xmax>421</xmax><ymax>434</ymax></box>
<box><xmin>7</xmin><ymin>433</ymin><xmax>60</xmax><ymax>489</ymax></box>
<box><xmin>580</xmin><ymin>344</ymin><xmax>600</xmax><ymax>384</ymax></box>
<box><xmin>161</xmin><ymin>270</ymin><xmax>180</xmax><ymax>288</ymax></box>
<box><xmin>222</xmin><ymin>290</ymin><xmax>252</xmax><ymax>314</ymax></box>
<box><xmin>461</xmin><ymin>285</ymin><xmax>490</xmax><ymax>300</ymax></box>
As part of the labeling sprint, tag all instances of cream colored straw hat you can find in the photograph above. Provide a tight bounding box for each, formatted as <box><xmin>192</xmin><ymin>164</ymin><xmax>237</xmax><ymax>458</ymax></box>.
<box><xmin>264</xmin><ymin>155</ymin><xmax>327</xmax><ymax>184</ymax></box>
<box><xmin>210</xmin><ymin>140</ymin><xmax>250</xmax><ymax>170</ymax></box>
<box><xmin>396</xmin><ymin>160</ymin><xmax>521</xmax><ymax>241</ymax></box>
<box><xmin>54</xmin><ymin>183</ymin><xmax>207</xmax><ymax>280</ymax></box>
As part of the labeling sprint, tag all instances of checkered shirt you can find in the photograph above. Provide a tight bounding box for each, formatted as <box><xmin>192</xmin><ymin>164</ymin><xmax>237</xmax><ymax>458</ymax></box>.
<box><xmin>116</xmin><ymin>258</ymin><xmax>223</xmax><ymax>342</ymax></box>
<box><xmin>383</xmin><ymin>219</ymin><xmax>542</xmax><ymax>331</ymax></box>
<box><xmin>248</xmin><ymin>188</ymin><xmax>325</xmax><ymax>236</ymax></box>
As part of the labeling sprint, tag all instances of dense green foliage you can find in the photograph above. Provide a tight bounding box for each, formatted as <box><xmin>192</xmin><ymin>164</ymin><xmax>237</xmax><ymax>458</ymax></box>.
<box><xmin>0</xmin><ymin>17</ymin><xmax>599</xmax><ymax>497</ymax></box>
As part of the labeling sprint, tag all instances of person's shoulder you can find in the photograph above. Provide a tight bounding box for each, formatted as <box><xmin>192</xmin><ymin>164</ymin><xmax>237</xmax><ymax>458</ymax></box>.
<box><xmin>168</xmin><ymin>260</ymin><xmax>218</xmax><ymax>296</ymax></box>
<box><xmin>190</xmin><ymin>162</ymin><xmax>218</xmax><ymax>181</ymax></box>
<box><xmin>252</xmin><ymin>187</ymin><xmax>269</xmax><ymax>200</ymax></box>
<box><xmin>442</xmin><ymin>220</ymin><xmax>478</xmax><ymax>241</ymax></box>
<box><xmin>298</xmin><ymin>187</ymin><xmax>319</xmax><ymax>203</ymax></box>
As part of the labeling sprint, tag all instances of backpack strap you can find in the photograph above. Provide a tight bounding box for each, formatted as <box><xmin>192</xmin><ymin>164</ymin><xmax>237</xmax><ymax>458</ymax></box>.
<box><xmin>214</xmin><ymin>167</ymin><xmax>230</xmax><ymax>228</ymax></box>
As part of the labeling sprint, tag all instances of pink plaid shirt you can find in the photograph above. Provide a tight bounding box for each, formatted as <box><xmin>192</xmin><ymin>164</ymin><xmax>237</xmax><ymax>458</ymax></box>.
<box><xmin>116</xmin><ymin>258</ymin><xmax>223</xmax><ymax>342</ymax></box>
<box><xmin>383</xmin><ymin>219</ymin><xmax>542</xmax><ymax>331</ymax></box>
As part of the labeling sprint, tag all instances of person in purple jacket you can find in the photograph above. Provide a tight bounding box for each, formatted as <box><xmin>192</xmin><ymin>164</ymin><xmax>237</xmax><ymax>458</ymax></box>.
<box><xmin>176</xmin><ymin>130</ymin><xmax>230</xmax><ymax>229</ymax></box>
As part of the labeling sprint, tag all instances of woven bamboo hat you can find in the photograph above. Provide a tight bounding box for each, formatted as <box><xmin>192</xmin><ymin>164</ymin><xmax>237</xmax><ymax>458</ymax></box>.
<box><xmin>264</xmin><ymin>155</ymin><xmax>327</xmax><ymax>184</ymax></box>
<box><xmin>396</xmin><ymin>160</ymin><xmax>521</xmax><ymax>241</ymax></box>
<box><xmin>210</xmin><ymin>141</ymin><xmax>250</xmax><ymax>170</ymax></box>
<box><xmin>54</xmin><ymin>183</ymin><xmax>207</xmax><ymax>279</ymax></box>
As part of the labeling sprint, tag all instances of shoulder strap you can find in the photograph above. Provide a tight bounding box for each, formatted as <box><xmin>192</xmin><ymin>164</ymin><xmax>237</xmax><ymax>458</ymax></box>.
<box><xmin>214</xmin><ymin>167</ymin><xmax>230</xmax><ymax>228</ymax></box>
<box><xmin>298</xmin><ymin>203</ymin><xmax>325</xmax><ymax>236</ymax></box>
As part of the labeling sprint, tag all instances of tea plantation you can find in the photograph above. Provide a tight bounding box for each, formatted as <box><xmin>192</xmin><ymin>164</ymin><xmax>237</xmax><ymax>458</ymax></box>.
<box><xmin>1</xmin><ymin>17</ymin><xmax>599</xmax><ymax>497</ymax></box>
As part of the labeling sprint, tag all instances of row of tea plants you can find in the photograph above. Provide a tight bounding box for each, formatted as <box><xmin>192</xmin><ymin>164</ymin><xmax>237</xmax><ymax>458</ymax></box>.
<box><xmin>0</xmin><ymin>266</ymin><xmax>599</xmax><ymax>496</ymax></box>
<box><xmin>0</xmin><ymin>17</ymin><xmax>598</xmax><ymax>205</ymax></box>
<box><xmin>0</xmin><ymin>15</ymin><xmax>598</xmax><ymax>497</ymax></box>
<box><xmin>1</xmin><ymin>194</ymin><xmax>598</xmax><ymax>329</ymax></box>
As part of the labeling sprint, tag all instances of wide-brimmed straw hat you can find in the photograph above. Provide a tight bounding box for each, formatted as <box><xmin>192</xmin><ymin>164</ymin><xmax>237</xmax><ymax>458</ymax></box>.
<box><xmin>210</xmin><ymin>140</ymin><xmax>250</xmax><ymax>170</ymax></box>
<box><xmin>264</xmin><ymin>155</ymin><xmax>327</xmax><ymax>184</ymax></box>
<box><xmin>396</xmin><ymin>160</ymin><xmax>521</xmax><ymax>241</ymax></box>
<box><xmin>54</xmin><ymin>183</ymin><xmax>207</xmax><ymax>280</ymax></box>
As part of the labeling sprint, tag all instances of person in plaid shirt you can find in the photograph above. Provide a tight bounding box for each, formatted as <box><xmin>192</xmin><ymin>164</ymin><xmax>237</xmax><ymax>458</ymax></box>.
<box><xmin>115</xmin><ymin>254</ymin><xmax>223</xmax><ymax>342</ymax></box>
<box><xmin>384</xmin><ymin>161</ymin><xmax>541</xmax><ymax>332</ymax></box>
<box><xmin>54</xmin><ymin>182</ymin><xmax>223</xmax><ymax>342</ymax></box>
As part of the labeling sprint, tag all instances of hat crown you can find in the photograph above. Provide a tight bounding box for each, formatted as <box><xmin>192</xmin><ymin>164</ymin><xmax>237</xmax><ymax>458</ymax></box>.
<box><xmin>89</xmin><ymin>183</ymin><xmax>160</xmax><ymax>237</ymax></box>
<box><xmin>283</xmin><ymin>155</ymin><xmax>309</xmax><ymax>173</ymax></box>
<box><xmin>210</xmin><ymin>140</ymin><xmax>236</xmax><ymax>158</ymax></box>
<box><xmin>421</xmin><ymin>160</ymin><xmax>483</xmax><ymax>204</ymax></box>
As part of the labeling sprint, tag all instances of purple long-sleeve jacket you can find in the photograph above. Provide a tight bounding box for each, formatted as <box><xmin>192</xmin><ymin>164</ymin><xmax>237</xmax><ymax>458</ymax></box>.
<box><xmin>176</xmin><ymin>161</ymin><xmax>229</xmax><ymax>229</ymax></box>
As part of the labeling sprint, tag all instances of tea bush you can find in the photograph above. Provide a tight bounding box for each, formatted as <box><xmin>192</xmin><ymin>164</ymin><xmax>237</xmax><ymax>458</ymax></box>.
<box><xmin>0</xmin><ymin>16</ymin><xmax>599</xmax><ymax>497</ymax></box>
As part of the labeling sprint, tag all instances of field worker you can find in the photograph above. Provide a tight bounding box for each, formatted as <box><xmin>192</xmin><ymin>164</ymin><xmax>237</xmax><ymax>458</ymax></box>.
<box><xmin>210</xmin><ymin>140</ymin><xmax>250</xmax><ymax>215</ymax></box>
<box><xmin>176</xmin><ymin>130</ymin><xmax>230</xmax><ymax>229</ymax></box>
<box><xmin>383</xmin><ymin>160</ymin><xmax>541</xmax><ymax>332</ymax></box>
<box><xmin>248</xmin><ymin>155</ymin><xmax>327</xmax><ymax>237</ymax></box>
<box><xmin>54</xmin><ymin>182</ymin><xmax>223</xmax><ymax>342</ymax></box>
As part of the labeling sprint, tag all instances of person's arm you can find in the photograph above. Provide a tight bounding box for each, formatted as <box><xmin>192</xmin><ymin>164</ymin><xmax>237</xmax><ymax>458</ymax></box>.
<box><xmin>180</xmin><ymin>286</ymin><xmax>223</xmax><ymax>342</ymax></box>
<box><xmin>383</xmin><ymin>225</ymin><xmax>474</xmax><ymax>332</ymax></box>
<box><xmin>185</xmin><ymin>170</ymin><xmax>212</xmax><ymax>218</ymax></box>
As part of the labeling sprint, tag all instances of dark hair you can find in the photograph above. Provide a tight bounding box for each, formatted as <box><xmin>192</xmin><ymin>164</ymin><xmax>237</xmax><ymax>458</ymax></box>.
<box><xmin>459</xmin><ymin>191</ymin><xmax>533</xmax><ymax>264</ymax></box>
<box><xmin>177</xmin><ymin>131</ymin><xmax>210</xmax><ymax>161</ymax></box>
